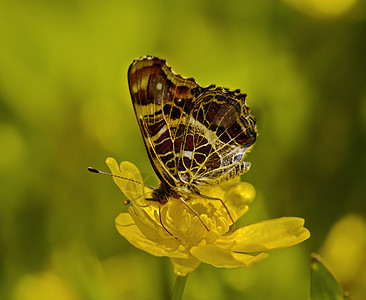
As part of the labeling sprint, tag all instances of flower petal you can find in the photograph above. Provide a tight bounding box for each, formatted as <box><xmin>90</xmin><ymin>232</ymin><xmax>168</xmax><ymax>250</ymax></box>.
<box><xmin>106</xmin><ymin>157</ymin><xmax>145</xmax><ymax>202</ymax></box>
<box><xmin>190</xmin><ymin>244</ymin><xmax>268</xmax><ymax>268</ymax></box>
<box><xmin>106</xmin><ymin>157</ymin><xmax>154</xmax><ymax>218</ymax></box>
<box><xmin>226</xmin><ymin>217</ymin><xmax>310</xmax><ymax>252</ymax></box>
<box><xmin>170</xmin><ymin>256</ymin><xmax>202</xmax><ymax>276</ymax></box>
<box><xmin>225</xmin><ymin>182</ymin><xmax>256</xmax><ymax>220</ymax></box>
<box><xmin>115</xmin><ymin>213</ymin><xmax>186</xmax><ymax>258</ymax></box>
<box><xmin>127</xmin><ymin>206</ymin><xmax>187</xmax><ymax>252</ymax></box>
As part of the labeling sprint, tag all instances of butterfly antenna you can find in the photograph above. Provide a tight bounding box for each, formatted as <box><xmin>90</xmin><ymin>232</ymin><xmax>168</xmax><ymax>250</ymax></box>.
<box><xmin>87</xmin><ymin>167</ymin><xmax>154</xmax><ymax>190</ymax></box>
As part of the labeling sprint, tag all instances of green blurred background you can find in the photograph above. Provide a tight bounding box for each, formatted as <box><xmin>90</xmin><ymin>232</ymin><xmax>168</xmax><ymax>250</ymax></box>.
<box><xmin>1</xmin><ymin>0</ymin><xmax>365</xmax><ymax>299</ymax></box>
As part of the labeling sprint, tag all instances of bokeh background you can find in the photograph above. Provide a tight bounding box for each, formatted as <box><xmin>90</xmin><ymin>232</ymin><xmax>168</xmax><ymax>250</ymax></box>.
<box><xmin>1</xmin><ymin>0</ymin><xmax>365</xmax><ymax>299</ymax></box>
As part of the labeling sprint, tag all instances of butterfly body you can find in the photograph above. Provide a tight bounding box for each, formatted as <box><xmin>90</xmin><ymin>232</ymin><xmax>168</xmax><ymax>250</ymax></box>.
<box><xmin>128</xmin><ymin>56</ymin><xmax>256</xmax><ymax>205</ymax></box>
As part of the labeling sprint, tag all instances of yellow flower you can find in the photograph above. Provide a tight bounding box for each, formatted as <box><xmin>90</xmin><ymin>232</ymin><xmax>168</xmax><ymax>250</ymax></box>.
<box><xmin>106</xmin><ymin>157</ymin><xmax>310</xmax><ymax>276</ymax></box>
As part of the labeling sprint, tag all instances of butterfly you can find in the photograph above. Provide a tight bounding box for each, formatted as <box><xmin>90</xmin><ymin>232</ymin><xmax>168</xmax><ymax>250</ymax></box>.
<box><xmin>128</xmin><ymin>56</ymin><xmax>257</xmax><ymax>210</ymax></box>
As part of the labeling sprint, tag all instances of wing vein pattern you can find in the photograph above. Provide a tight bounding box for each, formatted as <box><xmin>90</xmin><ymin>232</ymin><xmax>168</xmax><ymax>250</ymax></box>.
<box><xmin>128</xmin><ymin>56</ymin><xmax>257</xmax><ymax>192</ymax></box>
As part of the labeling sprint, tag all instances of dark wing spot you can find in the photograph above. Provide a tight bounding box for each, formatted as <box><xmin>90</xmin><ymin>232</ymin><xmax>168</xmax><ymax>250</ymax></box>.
<box><xmin>147</xmin><ymin>120</ymin><xmax>165</xmax><ymax>136</ymax></box>
<box><xmin>228</xmin><ymin>122</ymin><xmax>242</xmax><ymax>138</ymax></box>
<box><xmin>235</xmin><ymin>132</ymin><xmax>249</xmax><ymax>144</ymax></box>
<box><xmin>184</xmin><ymin>135</ymin><xmax>194</xmax><ymax>151</ymax></box>
<box><xmin>166</xmin><ymin>160</ymin><xmax>175</xmax><ymax>169</ymax></box>
<box><xmin>160</xmin><ymin>152</ymin><xmax>174</xmax><ymax>163</ymax></box>
<box><xmin>177</xmin><ymin>85</ymin><xmax>190</xmax><ymax>95</ymax></box>
<box><xmin>183</xmin><ymin>156</ymin><xmax>192</xmax><ymax>168</ymax></box>
<box><xmin>197</xmin><ymin>109</ymin><xmax>204</xmax><ymax>123</ymax></box>
<box><xmin>174</xmin><ymin>136</ymin><xmax>183</xmax><ymax>153</ymax></box>
<box><xmin>216</xmin><ymin>126</ymin><xmax>231</xmax><ymax>143</ymax></box>
<box><xmin>170</xmin><ymin>106</ymin><xmax>181</xmax><ymax>119</ymax></box>
<box><xmin>205</xmin><ymin>153</ymin><xmax>221</xmax><ymax>170</ymax></box>
<box><xmin>155</xmin><ymin>139</ymin><xmax>173</xmax><ymax>154</ymax></box>
<box><xmin>206</xmin><ymin>103</ymin><xmax>221</xmax><ymax>122</ymax></box>
<box><xmin>194</xmin><ymin>153</ymin><xmax>206</xmax><ymax>164</ymax></box>
<box><xmin>163</xmin><ymin>104</ymin><xmax>172</xmax><ymax>115</ymax></box>
<box><xmin>197</xmin><ymin>144</ymin><xmax>212</xmax><ymax>155</ymax></box>
<box><xmin>154</xmin><ymin>129</ymin><xmax>170</xmax><ymax>143</ymax></box>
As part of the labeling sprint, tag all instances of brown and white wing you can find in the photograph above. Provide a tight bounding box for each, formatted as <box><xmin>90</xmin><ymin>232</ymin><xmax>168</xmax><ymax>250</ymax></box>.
<box><xmin>128</xmin><ymin>56</ymin><xmax>200</xmax><ymax>187</ymax></box>
<box><xmin>175</xmin><ymin>86</ymin><xmax>257</xmax><ymax>186</ymax></box>
<box><xmin>128</xmin><ymin>56</ymin><xmax>257</xmax><ymax>190</ymax></box>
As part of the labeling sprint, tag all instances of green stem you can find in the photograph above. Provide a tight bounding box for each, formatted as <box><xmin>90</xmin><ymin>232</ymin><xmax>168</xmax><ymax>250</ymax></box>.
<box><xmin>171</xmin><ymin>275</ymin><xmax>188</xmax><ymax>300</ymax></box>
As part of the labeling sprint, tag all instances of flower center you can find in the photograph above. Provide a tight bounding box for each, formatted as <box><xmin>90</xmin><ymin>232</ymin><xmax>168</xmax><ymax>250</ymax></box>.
<box><xmin>158</xmin><ymin>197</ymin><xmax>231</xmax><ymax>245</ymax></box>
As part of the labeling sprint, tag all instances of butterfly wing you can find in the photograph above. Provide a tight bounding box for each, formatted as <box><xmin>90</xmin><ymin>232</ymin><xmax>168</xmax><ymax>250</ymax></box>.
<box><xmin>183</xmin><ymin>87</ymin><xmax>257</xmax><ymax>186</ymax></box>
<box><xmin>128</xmin><ymin>56</ymin><xmax>256</xmax><ymax>190</ymax></box>
<box><xmin>128</xmin><ymin>56</ymin><xmax>200</xmax><ymax>187</ymax></box>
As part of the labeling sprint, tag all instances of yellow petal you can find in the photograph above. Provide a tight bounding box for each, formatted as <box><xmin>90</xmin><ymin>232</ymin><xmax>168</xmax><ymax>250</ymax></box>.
<box><xmin>127</xmin><ymin>206</ymin><xmax>184</xmax><ymax>251</ymax></box>
<box><xmin>190</xmin><ymin>244</ymin><xmax>268</xmax><ymax>268</ymax></box>
<box><xmin>106</xmin><ymin>157</ymin><xmax>145</xmax><ymax>202</ymax></box>
<box><xmin>227</xmin><ymin>217</ymin><xmax>310</xmax><ymax>252</ymax></box>
<box><xmin>225</xmin><ymin>182</ymin><xmax>256</xmax><ymax>219</ymax></box>
<box><xmin>115</xmin><ymin>213</ymin><xmax>186</xmax><ymax>259</ymax></box>
<box><xmin>170</xmin><ymin>256</ymin><xmax>202</xmax><ymax>276</ymax></box>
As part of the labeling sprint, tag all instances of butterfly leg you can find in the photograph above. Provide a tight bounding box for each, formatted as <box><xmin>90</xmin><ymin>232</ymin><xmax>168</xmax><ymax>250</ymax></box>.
<box><xmin>158</xmin><ymin>205</ymin><xmax>176</xmax><ymax>237</ymax></box>
<box><xmin>199</xmin><ymin>194</ymin><xmax>236</xmax><ymax>231</ymax></box>
<box><xmin>179</xmin><ymin>197</ymin><xmax>209</xmax><ymax>231</ymax></box>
